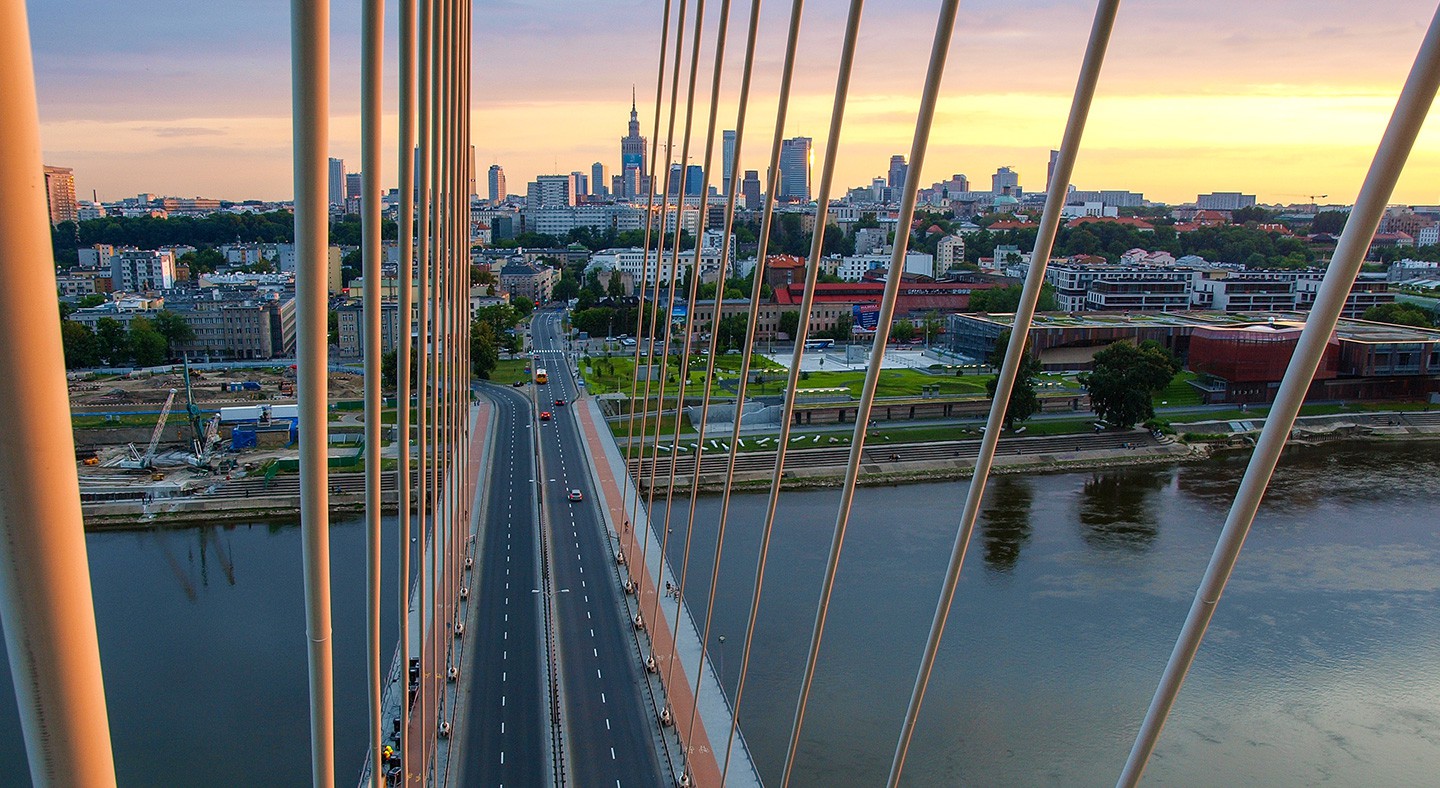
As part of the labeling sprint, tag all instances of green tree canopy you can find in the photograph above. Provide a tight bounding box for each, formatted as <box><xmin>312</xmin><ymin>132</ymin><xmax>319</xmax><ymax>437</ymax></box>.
<box><xmin>1362</xmin><ymin>302</ymin><xmax>1434</xmax><ymax>328</ymax></box>
<box><xmin>61</xmin><ymin>320</ymin><xmax>100</xmax><ymax>369</ymax></box>
<box><xmin>984</xmin><ymin>329</ymin><xmax>1042</xmax><ymax>428</ymax></box>
<box><xmin>470</xmin><ymin>320</ymin><xmax>501</xmax><ymax>379</ymax></box>
<box><xmin>151</xmin><ymin>310</ymin><xmax>195</xmax><ymax>358</ymax></box>
<box><xmin>969</xmin><ymin>283</ymin><xmax>1058</xmax><ymax>314</ymax></box>
<box><xmin>778</xmin><ymin>310</ymin><xmax>800</xmax><ymax>338</ymax></box>
<box><xmin>95</xmin><ymin>317</ymin><xmax>129</xmax><ymax>364</ymax></box>
<box><xmin>892</xmin><ymin>319</ymin><xmax>916</xmax><ymax>343</ymax></box>
<box><xmin>1080</xmin><ymin>340</ymin><xmax>1181</xmax><ymax>427</ymax></box>
<box><xmin>127</xmin><ymin>317</ymin><xmax>168</xmax><ymax>367</ymax></box>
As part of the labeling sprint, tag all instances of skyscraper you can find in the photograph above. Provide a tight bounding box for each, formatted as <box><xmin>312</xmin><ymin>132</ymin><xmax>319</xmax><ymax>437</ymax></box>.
<box><xmin>488</xmin><ymin>164</ymin><xmax>506</xmax><ymax>204</ymax></box>
<box><xmin>992</xmin><ymin>166</ymin><xmax>1020</xmax><ymax>197</ymax></box>
<box><xmin>569</xmin><ymin>171</ymin><xmax>589</xmax><ymax>201</ymax></box>
<box><xmin>619</xmin><ymin>88</ymin><xmax>647</xmax><ymax>193</ymax></box>
<box><xmin>741</xmin><ymin>170</ymin><xmax>762</xmax><ymax>210</ymax></box>
<box><xmin>327</xmin><ymin>157</ymin><xmax>346</xmax><ymax>205</ymax></box>
<box><xmin>345</xmin><ymin>172</ymin><xmax>362</xmax><ymax>203</ymax></box>
<box><xmin>888</xmin><ymin>154</ymin><xmax>908</xmax><ymax>189</ymax></box>
<box><xmin>591</xmin><ymin>162</ymin><xmax>608</xmax><ymax>199</ymax></box>
<box><xmin>42</xmin><ymin>165</ymin><xmax>77</xmax><ymax>226</ymax></box>
<box><xmin>1046</xmin><ymin>149</ymin><xmax>1060</xmax><ymax>193</ymax></box>
<box><xmin>527</xmin><ymin>175</ymin><xmax>574</xmax><ymax>209</ymax></box>
<box><xmin>721</xmin><ymin>130</ymin><xmax>737</xmax><ymax>194</ymax></box>
<box><xmin>778</xmin><ymin>137</ymin><xmax>812</xmax><ymax>202</ymax></box>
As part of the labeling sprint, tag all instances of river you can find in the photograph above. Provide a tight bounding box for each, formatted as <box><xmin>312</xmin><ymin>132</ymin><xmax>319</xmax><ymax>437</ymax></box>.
<box><xmin>0</xmin><ymin>442</ymin><xmax>1437</xmax><ymax>785</ymax></box>
<box><xmin>654</xmin><ymin>440</ymin><xmax>1440</xmax><ymax>786</ymax></box>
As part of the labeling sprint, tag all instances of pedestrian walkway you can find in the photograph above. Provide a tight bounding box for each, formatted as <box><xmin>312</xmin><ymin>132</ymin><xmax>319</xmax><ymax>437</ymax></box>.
<box><xmin>574</xmin><ymin>395</ymin><xmax>763</xmax><ymax>788</ymax></box>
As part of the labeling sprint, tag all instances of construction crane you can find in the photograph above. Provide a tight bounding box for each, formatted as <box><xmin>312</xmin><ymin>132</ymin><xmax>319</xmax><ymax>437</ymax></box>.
<box><xmin>118</xmin><ymin>389</ymin><xmax>177</xmax><ymax>471</ymax></box>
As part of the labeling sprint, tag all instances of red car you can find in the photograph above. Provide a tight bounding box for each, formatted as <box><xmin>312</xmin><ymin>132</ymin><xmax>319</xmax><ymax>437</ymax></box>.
<box><xmin>539</xmin><ymin>411</ymin><xmax>552</xmax><ymax>421</ymax></box>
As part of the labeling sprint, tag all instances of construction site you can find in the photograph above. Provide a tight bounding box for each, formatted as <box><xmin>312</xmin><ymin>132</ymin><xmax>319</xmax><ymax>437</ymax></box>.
<box><xmin>70</xmin><ymin>362</ymin><xmax>373</xmax><ymax>517</ymax></box>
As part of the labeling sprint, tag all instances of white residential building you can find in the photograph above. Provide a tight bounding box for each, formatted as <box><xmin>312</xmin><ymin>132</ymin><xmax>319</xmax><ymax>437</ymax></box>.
<box><xmin>110</xmin><ymin>250</ymin><xmax>176</xmax><ymax>291</ymax></box>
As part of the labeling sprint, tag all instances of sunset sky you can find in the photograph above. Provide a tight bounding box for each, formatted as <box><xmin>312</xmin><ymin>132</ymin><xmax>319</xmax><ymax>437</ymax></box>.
<box><xmin>27</xmin><ymin>0</ymin><xmax>1440</xmax><ymax>206</ymax></box>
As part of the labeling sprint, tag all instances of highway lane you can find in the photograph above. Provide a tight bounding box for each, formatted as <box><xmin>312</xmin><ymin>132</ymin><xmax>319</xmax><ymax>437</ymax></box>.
<box><xmin>532</xmin><ymin>311</ymin><xmax>665</xmax><ymax>786</ymax></box>
<box><xmin>456</xmin><ymin>383</ymin><xmax>547</xmax><ymax>786</ymax></box>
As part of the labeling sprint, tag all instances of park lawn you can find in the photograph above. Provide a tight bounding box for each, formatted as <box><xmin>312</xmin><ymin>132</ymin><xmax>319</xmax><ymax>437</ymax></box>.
<box><xmin>487</xmin><ymin>357</ymin><xmax>532</xmax><ymax>386</ymax></box>
<box><xmin>1154</xmin><ymin>371</ymin><xmax>1202</xmax><ymax>408</ymax></box>
<box><xmin>609</xmin><ymin>412</ymin><xmax>695</xmax><ymax>440</ymax></box>
<box><xmin>72</xmin><ymin>413</ymin><xmax>164</xmax><ymax>429</ymax></box>
<box><xmin>583</xmin><ymin>353</ymin><xmax>776</xmax><ymax>395</ymax></box>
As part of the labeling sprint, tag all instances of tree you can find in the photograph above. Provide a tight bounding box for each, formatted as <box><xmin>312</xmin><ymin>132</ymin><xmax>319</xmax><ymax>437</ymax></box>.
<box><xmin>95</xmin><ymin>317</ymin><xmax>129</xmax><ymax>364</ymax></box>
<box><xmin>716</xmin><ymin>314</ymin><xmax>748</xmax><ymax>351</ymax></box>
<box><xmin>892</xmin><ymin>319</ymin><xmax>916</xmax><ymax>343</ymax></box>
<box><xmin>824</xmin><ymin>312</ymin><xmax>854</xmax><ymax>341</ymax></box>
<box><xmin>511</xmin><ymin>296</ymin><xmax>535</xmax><ymax>317</ymax></box>
<box><xmin>969</xmin><ymin>283</ymin><xmax>1058</xmax><ymax>314</ymax></box>
<box><xmin>1311</xmin><ymin>210</ymin><xmax>1349</xmax><ymax>235</ymax></box>
<box><xmin>1080</xmin><ymin>341</ymin><xmax>1180</xmax><ymax>427</ymax></box>
<box><xmin>61</xmin><ymin>320</ymin><xmax>100</xmax><ymax>368</ymax></box>
<box><xmin>77</xmin><ymin>293</ymin><xmax>107</xmax><ymax>309</ymax></box>
<box><xmin>470</xmin><ymin>320</ymin><xmax>501</xmax><ymax>379</ymax></box>
<box><xmin>151</xmin><ymin>310</ymin><xmax>195</xmax><ymax>359</ymax></box>
<box><xmin>127</xmin><ymin>317</ymin><xmax>168</xmax><ymax>367</ymax></box>
<box><xmin>921</xmin><ymin>310</ymin><xmax>944</xmax><ymax>345</ymax></box>
<box><xmin>606</xmin><ymin>271</ymin><xmax>626</xmax><ymax>298</ymax></box>
<box><xmin>984</xmin><ymin>330</ymin><xmax>1042</xmax><ymax>428</ymax></box>
<box><xmin>1363</xmin><ymin>302</ymin><xmax>1434</xmax><ymax>328</ymax></box>
<box><xmin>553</xmin><ymin>276</ymin><xmax>581</xmax><ymax>302</ymax></box>
<box><xmin>779</xmin><ymin>310</ymin><xmax>800</xmax><ymax>339</ymax></box>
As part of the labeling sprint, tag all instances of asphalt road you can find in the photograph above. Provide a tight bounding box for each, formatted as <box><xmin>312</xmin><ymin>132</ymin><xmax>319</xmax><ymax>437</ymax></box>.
<box><xmin>532</xmin><ymin>310</ymin><xmax>665</xmax><ymax>787</ymax></box>
<box><xmin>456</xmin><ymin>383</ymin><xmax>547</xmax><ymax>786</ymax></box>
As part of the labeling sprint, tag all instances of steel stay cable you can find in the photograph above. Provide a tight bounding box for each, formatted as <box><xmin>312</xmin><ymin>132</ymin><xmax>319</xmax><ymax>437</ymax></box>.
<box><xmin>623</xmin><ymin>0</ymin><xmax>680</xmax><ymax>543</ymax></box>
<box><xmin>630</xmin><ymin>0</ymin><xmax>691</xmax><ymax>639</ymax></box>
<box><xmin>679</xmin><ymin>0</ymin><xmax>763</xmax><ymax>768</ymax></box>
<box><xmin>289</xmin><ymin>0</ymin><xmax>335</xmax><ymax>781</ymax></box>
<box><xmin>360</xmin><ymin>0</ymin><xmax>385</xmax><ymax>780</ymax></box>
<box><xmin>426</xmin><ymin>0</ymin><xmax>444</xmax><ymax>772</ymax></box>
<box><xmin>395</xmin><ymin>0</ymin><xmax>416</xmax><ymax>777</ymax></box>
<box><xmin>885</xmin><ymin>2</ymin><xmax>1119</xmax><ymax>784</ymax></box>
<box><xmin>413</xmin><ymin>0</ymin><xmax>433</xmax><ymax>776</ymax></box>
<box><xmin>1118</xmin><ymin>7</ymin><xmax>1440</xmax><ymax>785</ymax></box>
<box><xmin>654</xmin><ymin>0</ymin><xmax>733</xmax><ymax>768</ymax></box>
<box><xmin>710</xmin><ymin>0</ymin><xmax>806</xmax><ymax>779</ymax></box>
<box><xmin>701</xmin><ymin>3</ymin><xmax>866</xmax><ymax>780</ymax></box>
<box><xmin>778</xmin><ymin>1</ymin><xmax>960</xmax><ymax>782</ymax></box>
<box><xmin>641</xmin><ymin>0</ymin><xmax>707</xmax><ymax>668</ymax></box>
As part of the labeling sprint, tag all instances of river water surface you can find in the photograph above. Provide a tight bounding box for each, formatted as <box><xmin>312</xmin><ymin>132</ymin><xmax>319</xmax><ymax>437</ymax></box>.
<box><xmin>0</xmin><ymin>443</ymin><xmax>1437</xmax><ymax>785</ymax></box>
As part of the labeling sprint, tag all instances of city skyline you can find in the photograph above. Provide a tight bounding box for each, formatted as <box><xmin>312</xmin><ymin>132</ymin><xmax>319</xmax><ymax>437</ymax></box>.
<box><xmin>28</xmin><ymin>0</ymin><xmax>1440</xmax><ymax>205</ymax></box>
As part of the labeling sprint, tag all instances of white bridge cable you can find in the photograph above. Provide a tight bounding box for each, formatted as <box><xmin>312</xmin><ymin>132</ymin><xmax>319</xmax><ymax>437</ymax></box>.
<box><xmin>714</xmin><ymin>0</ymin><xmax>807</xmax><ymax>780</ymax></box>
<box><xmin>395</xmin><ymin>0</ymin><xmax>416</xmax><ymax>778</ymax></box>
<box><xmin>635</xmin><ymin>0</ymin><xmax>697</xmax><ymax>594</ymax></box>
<box><xmin>655</xmin><ymin>0</ymin><xmax>734</xmax><ymax>777</ymax></box>
<box><xmin>630</xmin><ymin>0</ymin><xmax>695</xmax><ymax>650</ymax></box>
<box><xmin>679</xmin><ymin>0</ymin><xmax>764</xmax><ymax>767</ymax></box>
<box><xmin>360</xmin><ymin>0</ymin><xmax>385</xmax><ymax>781</ymax></box>
<box><xmin>1117</xmin><ymin>7</ymin><xmax>1440</xmax><ymax>786</ymax></box>
<box><xmin>641</xmin><ymin>0</ymin><xmax>709</xmax><ymax>658</ymax></box>
<box><xmin>0</xmin><ymin>1</ymin><xmax>117</xmax><ymax>782</ymax></box>
<box><xmin>289</xmin><ymin>0</ymin><xmax>335</xmax><ymax>783</ymax></box>
<box><xmin>720</xmin><ymin>1</ymin><xmax>866</xmax><ymax>781</ymax></box>
<box><xmin>778</xmin><ymin>0</ymin><xmax>961</xmax><ymax>783</ymax></box>
<box><xmin>621</xmin><ymin>0</ymin><xmax>675</xmax><ymax>535</ymax></box>
<box><xmin>413</xmin><ymin>0</ymin><xmax>433</xmax><ymax>777</ymax></box>
<box><xmin>624</xmin><ymin>0</ymin><xmax>684</xmax><ymax>542</ymax></box>
<box><xmin>885</xmin><ymin>1</ymin><xmax>1119</xmax><ymax>784</ymax></box>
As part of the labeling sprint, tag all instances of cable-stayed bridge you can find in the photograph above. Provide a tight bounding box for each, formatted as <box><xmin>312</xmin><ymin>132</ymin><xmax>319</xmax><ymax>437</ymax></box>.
<box><xmin>1</xmin><ymin>0</ymin><xmax>1439</xmax><ymax>786</ymax></box>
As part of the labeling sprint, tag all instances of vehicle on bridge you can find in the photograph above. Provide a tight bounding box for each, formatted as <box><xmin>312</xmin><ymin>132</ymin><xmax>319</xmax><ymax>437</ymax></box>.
<box><xmin>539</xmin><ymin>411</ymin><xmax>552</xmax><ymax>421</ymax></box>
<box><xmin>567</xmin><ymin>489</ymin><xmax>582</xmax><ymax>501</ymax></box>
<box><xmin>554</xmin><ymin>398</ymin><xmax>566</xmax><ymax>407</ymax></box>
<box><xmin>534</xmin><ymin>368</ymin><xmax>548</xmax><ymax>384</ymax></box>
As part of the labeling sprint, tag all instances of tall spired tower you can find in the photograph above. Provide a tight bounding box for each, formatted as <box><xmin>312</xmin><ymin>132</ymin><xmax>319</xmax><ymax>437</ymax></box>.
<box><xmin>619</xmin><ymin>87</ymin><xmax>647</xmax><ymax>197</ymax></box>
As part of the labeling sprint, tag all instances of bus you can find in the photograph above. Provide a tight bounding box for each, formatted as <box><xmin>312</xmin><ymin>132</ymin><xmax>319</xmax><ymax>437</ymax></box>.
<box><xmin>803</xmin><ymin>339</ymin><xmax>835</xmax><ymax>351</ymax></box>
<box><xmin>534</xmin><ymin>368</ymin><xmax>548</xmax><ymax>384</ymax></box>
